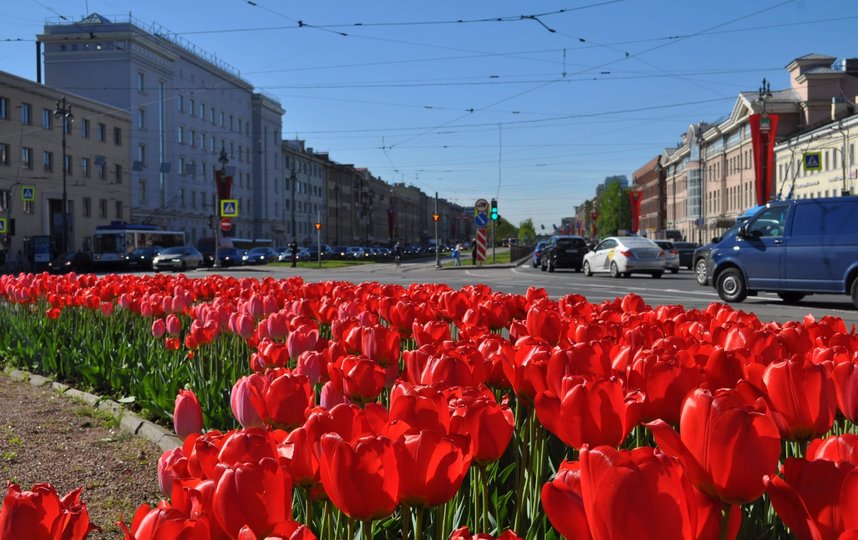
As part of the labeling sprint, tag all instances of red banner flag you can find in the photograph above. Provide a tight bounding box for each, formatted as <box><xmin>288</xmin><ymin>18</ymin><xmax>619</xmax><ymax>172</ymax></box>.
<box><xmin>749</xmin><ymin>113</ymin><xmax>780</xmax><ymax>205</ymax></box>
<box><xmin>629</xmin><ymin>190</ymin><xmax>643</xmax><ymax>233</ymax></box>
<box><xmin>215</xmin><ymin>169</ymin><xmax>233</xmax><ymax>200</ymax></box>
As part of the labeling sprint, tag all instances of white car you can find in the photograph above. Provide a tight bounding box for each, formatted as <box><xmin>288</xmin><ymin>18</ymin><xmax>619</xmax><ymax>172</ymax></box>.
<box><xmin>582</xmin><ymin>236</ymin><xmax>666</xmax><ymax>278</ymax></box>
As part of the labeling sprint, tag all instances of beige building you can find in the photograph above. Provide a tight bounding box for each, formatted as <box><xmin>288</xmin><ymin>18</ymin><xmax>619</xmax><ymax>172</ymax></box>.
<box><xmin>0</xmin><ymin>71</ymin><xmax>131</xmax><ymax>266</ymax></box>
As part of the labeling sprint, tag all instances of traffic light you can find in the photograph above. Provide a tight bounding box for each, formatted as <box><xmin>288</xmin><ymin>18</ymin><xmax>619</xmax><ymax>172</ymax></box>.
<box><xmin>432</xmin><ymin>213</ymin><xmax>439</xmax><ymax>222</ymax></box>
<box><xmin>490</xmin><ymin>199</ymin><xmax>498</xmax><ymax>221</ymax></box>
<box><xmin>314</xmin><ymin>222</ymin><xmax>321</xmax><ymax>230</ymax></box>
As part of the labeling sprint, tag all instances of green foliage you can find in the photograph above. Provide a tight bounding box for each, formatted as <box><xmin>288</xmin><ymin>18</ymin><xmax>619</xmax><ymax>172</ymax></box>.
<box><xmin>518</xmin><ymin>218</ymin><xmax>537</xmax><ymax>244</ymax></box>
<box><xmin>596</xmin><ymin>178</ymin><xmax>632</xmax><ymax>237</ymax></box>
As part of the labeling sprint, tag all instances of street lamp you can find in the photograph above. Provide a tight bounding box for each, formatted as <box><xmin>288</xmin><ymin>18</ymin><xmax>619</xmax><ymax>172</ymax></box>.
<box><xmin>757</xmin><ymin>78</ymin><xmax>773</xmax><ymax>203</ymax></box>
<box><xmin>54</xmin><ymin>97</ymin><xmax>73</xmax><ymax>254</ymax></box>
<box><xmin>213</xmin><ymin>148</ymin><xmax>228</xmax><ymax>269</ymax></box>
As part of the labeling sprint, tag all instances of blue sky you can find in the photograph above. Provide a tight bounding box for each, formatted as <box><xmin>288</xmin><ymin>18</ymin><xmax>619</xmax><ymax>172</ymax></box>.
<box><xmin>2</xmin><ymin>1</ymin><xmax>857</xmax><ymax>230</ymax></box>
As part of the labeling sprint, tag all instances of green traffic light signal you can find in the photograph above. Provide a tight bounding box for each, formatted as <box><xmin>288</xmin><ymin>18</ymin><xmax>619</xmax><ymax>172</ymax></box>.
<box><xmin>490</xmin><ymin>199</ymin><xmax>498</xmax><ymax>220</ymax></box>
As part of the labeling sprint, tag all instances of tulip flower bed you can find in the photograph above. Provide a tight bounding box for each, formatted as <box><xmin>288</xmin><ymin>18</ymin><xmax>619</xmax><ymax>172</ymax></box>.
<box><xmin>1</xmin><ymin>272</ymin><xmax>857</xmax><ymax>539</ymax></box>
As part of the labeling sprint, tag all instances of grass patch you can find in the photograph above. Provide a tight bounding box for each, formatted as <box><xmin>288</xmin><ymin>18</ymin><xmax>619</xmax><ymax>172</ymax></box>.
<box><xmin>1</xmin><ymin>450</ymin><xmax>16</xmax><ymax>461</ymax></box>
<box><xmin>72</xmin><ymin>405</ymin><xmax>120</xmax><ymax>429</ymax></box>
<box><xmin>271</xmin><ymin>259</ymin><xmax>377</xmax><ymax>269</ymax></box>
<box><xmin>441</xmin><ymin>250</ymin><xmax>512</xmax><ymax>267</ymax></box>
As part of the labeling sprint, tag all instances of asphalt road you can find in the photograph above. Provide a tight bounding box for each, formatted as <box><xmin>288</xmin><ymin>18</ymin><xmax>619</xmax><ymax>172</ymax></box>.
<box><xmin>183</xmin><ymin>258</ymin><xmax>858</xmax><ymax>328</ymax></box>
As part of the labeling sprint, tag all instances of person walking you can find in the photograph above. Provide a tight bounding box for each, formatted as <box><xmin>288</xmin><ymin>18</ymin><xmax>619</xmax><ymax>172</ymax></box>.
<box><xmin>289</xmin><ymin>240</ymin><xmax>298</xmax><ymax>268</ymax></box>
<box><xmin>453</xmin><ymin>243</ymin><xmax>462</xmax><ymax>266</ymax></box>
<box><xmin>393</xmin><ymin>242</ymin><xmax>402</xmax><ymax>267</ymax></box>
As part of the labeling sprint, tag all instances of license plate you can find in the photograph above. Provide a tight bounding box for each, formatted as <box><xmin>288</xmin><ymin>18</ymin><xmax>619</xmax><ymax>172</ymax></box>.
<box><xmin>566</xmin><ymin>248</ymin><xmax>578</xmax><ymax>253</ymax></box>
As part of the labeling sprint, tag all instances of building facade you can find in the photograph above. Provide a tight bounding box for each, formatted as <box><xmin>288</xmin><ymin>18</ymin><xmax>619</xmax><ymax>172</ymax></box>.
<box><xmin>632</xmin><ymin>155</ymin><xmax>665</xmax><ymax>238</ymax></box>
<box><xmin>38</xmin><ymin>13</ymin><xmax>283</xmax><ymax>245</ymax></box>
<box><xmin>0</xmin><ymin>71</ymin><xmax>131</xmax><ymax>262</ymax></box>
<box><xmin>283</xmin><ymin>140</ymin><xmax>327</xmax><ymax>247</ymax></box>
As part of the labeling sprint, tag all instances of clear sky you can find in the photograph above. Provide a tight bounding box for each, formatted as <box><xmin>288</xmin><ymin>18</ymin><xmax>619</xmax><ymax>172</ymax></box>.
<box><xmin>2</xmin><ymin>1</ymin><xmax>857</xmax><ymax>230</ymax></box>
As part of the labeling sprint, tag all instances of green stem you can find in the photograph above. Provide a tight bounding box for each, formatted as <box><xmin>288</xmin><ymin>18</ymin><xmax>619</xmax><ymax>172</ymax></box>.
<box><xmin>415</xmin><ymin>506</ymin><xmax>424</xmax><ymax>540</ymax></box>
<box><xmin>719</xmin><ymin>503</ymin><xmax>732</xmax><ymax>540</ymax></box>
<box><xmin>347</xmin><ymin>519</ymin><xmax>354</xmax><ymax>540</ymax></box>
<box><xmin>305</xmin><ymin>487</ymin><xmax>313</xmax><ymax>531</ymax></box>
<box><xmin>480</xmin><ymin>465</ymin><xmax>490</xmax><ymax>534</ymax></box>
<box><xmin>363</xmin><ymin>519</ymin><xmax>372</xmax><ymax>540</ymax></box>
<box><xmin>402</xmin><ymin>504</ymin><xmax>411</xmax><ymax>540</ymax></box>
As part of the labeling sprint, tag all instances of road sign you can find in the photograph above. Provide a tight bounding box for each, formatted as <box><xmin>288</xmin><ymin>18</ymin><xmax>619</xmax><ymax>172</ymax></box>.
<box><xmin>220</xmin><ymin>217</ymin><xmax>232</xmax><ymax>232</ymax></box>
<box><xmin>474</xmin><ymin>212</ymin><xmax>489</xmax><ymax>228</ymax></box>
<box><xmin>474</xmin><ymin>198</ymin><xmax>489</xmax><ymax>213</ymax></box>
<box><xmin>220</xmin><ymin>199</ymin><xmax>238</xmax><ymax>217</ymax></box>
<box><xmin>803</xmin><ymin>152</ymin><xmax>822</xmax><ymax>171</ymax></box>
<box><xmin>21</xmin><ymin>186</ymin><xmax>35</xmax><ymax>202</ymax></box>
<box><xmin>0</xmin><ymin>218</ymin><xmax>6</xmax><ymax>234</ymax></box>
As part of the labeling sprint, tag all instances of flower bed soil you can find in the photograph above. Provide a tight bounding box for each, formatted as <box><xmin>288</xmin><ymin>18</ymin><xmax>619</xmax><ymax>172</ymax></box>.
<box><xmin>0</xmin><ymin>371</ymin><xmax>162</xmax><ymax>538</ymax></box>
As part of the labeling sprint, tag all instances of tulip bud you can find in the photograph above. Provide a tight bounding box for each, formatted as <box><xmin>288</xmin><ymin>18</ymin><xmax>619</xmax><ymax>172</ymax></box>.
<box><xmin>166</xmin><ymin>313</ymin><xmax>181</xmax><ymax>337</ymax></box>
<box><xmin>151</xmin><ymin>318</ymin><xmax>166</xmax><ymax>339</ymax></box>
<box><xmin>173</xmin><ymin>389</ymin><xmax>204</xmax><ymax>440</ymax></box>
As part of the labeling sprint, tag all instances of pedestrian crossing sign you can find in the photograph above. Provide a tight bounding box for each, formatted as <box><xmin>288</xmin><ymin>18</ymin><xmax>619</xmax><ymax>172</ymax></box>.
<box><xmin>803</xmin><ymin>151</ymin><xmax>822</xmax><ymax>171</ymax></box>
<box><xmin>220</xmin><ymin>199</ymin><xmax>238</xmax><ymax>217</ymax></box>
<box><xmin>21</xmin><ymin>186</ymin><xmax>35</xmax><ymax>202</ymax></box>
<box><xmin>0</xmin><ymin>218</ymin><xmax>6</xmax><ymax>234</ymax></box>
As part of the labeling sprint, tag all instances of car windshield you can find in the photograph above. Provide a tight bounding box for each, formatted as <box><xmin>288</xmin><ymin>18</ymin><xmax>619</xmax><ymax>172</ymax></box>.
<box><xmin>620</xmin><ymin>238</ymin><xmax>656</xmax><ymax>247</ymax></box>
<box><xmin>161</xmin><ymin>247</ymin><xmax>184</xmax><ymax>255</ymax></box>
<box><xmin>654</xmin><ymin>241</ymin><xmax>673</xmax><ymax>249</ymax></box>
<box><xmin>131</xmin><ymin>247</ymin><xmax>154</xmax><ymax>256</ymax></box>
<box><xmin>249</xmin><ymin>248</ymin><xmax>269</xmax><ymax>254</ymax></box>
<box><xmin>555</xmin><ymin>238</ymin><xmax>586</xmax><ymax>248</ymax></box>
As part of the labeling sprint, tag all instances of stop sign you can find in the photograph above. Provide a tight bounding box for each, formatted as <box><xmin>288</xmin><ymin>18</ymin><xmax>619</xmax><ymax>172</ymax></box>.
<box><xmin>220</xmin><ymin>218</ymin><xmax>232</xmax><ymax>232</ymax></box>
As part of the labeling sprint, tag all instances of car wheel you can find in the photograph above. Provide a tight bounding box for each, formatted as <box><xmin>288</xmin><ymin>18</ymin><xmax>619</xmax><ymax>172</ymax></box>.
<box><xmin>583</xmin><ymin>261</ymin><xmax>592</xmax><ymax>276</ymax></box>
<box><xmin>532</xmin><ymin>261</ymin><xmax>537</xmax><ymax>268</ymax></box>
<box><xmin>540</xmin><ymin>262</ymin><xmax>546</xmax><ymax>272</ymax></box>
<box><xmin>548</xmin><ymin>260</ymin><xmax>555</xmax><ymax>272</ymax></box>
<box><xmin>852</xmin><ymin>278</ymin><xmax>858</xmax><ymax>309</ymax></box>
<box><xmin>777</xmin><ymin>292</ymin><xmax>806</xmax><ymax>304</ymax></box>
<box><xmin>652</xmin><ymin>271</ymin><xmax>663</xmax><ymax>278</ymax></box>
<box><xmin>695</xmin><ymin>259</ymin><xmax>708</xmax><ymax>286</ymax></box>
<box><xmin>623</xmin><ymin>272</ymin><xmax>631</xmax><ymax>278</ymax></box>
<box><xmin>671</xmin><ymin>268</ymin><xmax>679</xmax><ymax>274</ymax></box>
<box><xmin>610</xmin><ymin>261</ymin><xmax>620</xmax><ymax>278</ymax></box>
<box><xmin>716</xmin><ymin>268</ymin><xmax>747</xmax><ymax>303</ymax></box>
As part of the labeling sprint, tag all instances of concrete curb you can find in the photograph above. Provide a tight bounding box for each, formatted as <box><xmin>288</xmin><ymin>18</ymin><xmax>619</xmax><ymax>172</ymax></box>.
<box><xmin>4</xmin><ymin>367</ymin><xmax>180</xmax><ymax>452</ymax></box>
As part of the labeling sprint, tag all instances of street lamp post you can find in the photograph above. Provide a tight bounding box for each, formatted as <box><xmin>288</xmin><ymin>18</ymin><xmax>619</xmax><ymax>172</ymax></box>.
<box><xmin>213</xmin><ymin>149</ymin><xmax>229</xmax><ymax>269</ymax></box>
<box><xmin>54</xmin><ymin>97</ymin><xmax>72</xmax><ymax>254</ymax></box>
<box><xmin>758</xmin><ymin>78</ymin><xmax>773</xmax><ymax>202</ymax></box>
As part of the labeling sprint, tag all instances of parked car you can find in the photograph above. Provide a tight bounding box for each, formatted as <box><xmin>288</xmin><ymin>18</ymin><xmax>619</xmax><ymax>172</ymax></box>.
<box><xmin>540</xmin><ymin>235</ymin><xmax>588</xmax><ymax>272</ymax></box>
<box><xmin>153</xmin><ymin>246</ymin><xmax>203</xmax><ymax>272</ymax></box>
<box><xmin>672</xmin><ymin>241</ymin><xmax>699</xmax><ymax>269</ymax></box>
<box><xmin>652</xmin><ymin>240</ymin><xmax>680</xmax><ymax>273</ymax></box>
<box><xmin>708</xmin><ymin>197</ymin><xmax>858</xmax><ymax>307</ymax></box>
<box><xmin>246</xmin><ymin>247</ymin><xmax>278</xmax><ymax>265</ymax></box>
<box><xmin>297</xmin><ymin>247</ymin><xmax>311</xmax><ymax>261</ymax></box>
<box><xmin>125</xmin><ymin>246</ymin><xmax>163</xmax><ymax>271</ymax></box>
<box><xmin>331</xmin><ymin>246</ymin><xmax>349</xmax><ymax>260</ymax></box>
<box><xmin>345</xmin><ymin>246</ymin><xmax>368</xmax><ymax>259</ymax></box>
<box><xmin>531</xmin><ymin>241</ymin><xmax>548</xmax><ymax>268</ymax></box>
<box><xmin>307</xmin><ymin>245</ymin><xmax>333</xmax><ymax>260</ymax></box>
<box><xmin>694</xmin><ymin>216</ymin><xmax>753</xmax><ymax>286</ymax></box>
<box><xmin>48</xmin><ymin>251</ymin><xmax>94</xmax><ymax>274</ymax></box>
<box><xmin>582</xmin><ymin>236</ymin><xmax>666</xmax><ymax>278</ymax></box>
<box><xmin>275</xmin><ymin>247</ymin><xmax>291</xmax><ymax>262</ymax></box>
<box><xmin>217</xmin><ymin>247</ymin><xmax>244</xmax><ymax>267</ymax></box>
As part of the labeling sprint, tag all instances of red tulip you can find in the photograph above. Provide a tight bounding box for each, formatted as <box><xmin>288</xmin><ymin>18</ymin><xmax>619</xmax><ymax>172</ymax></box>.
<box><xmin>535</xmin><ymin>376</ymin><xmax>640</xmax><ymax>450</ymax></box>
<box><xmin>648</xmin><ymin>384</ymin><xmax>781</xmax><ymax>503</ymax></box>
<box><xmin>395</xmin><ymin>429</ymin><xmax>472</xmax><ymax>507</ymax></box>
<box><xmin>525</xmin><ymin>301</ymin><xmax>563</xmax><ymax>346</ymax></box>
<box><xmin>832</xmin><ymin>361</ymin><xmax>858</xmax><ymax>423</ymax></box>
<box><xmin>412</xmin><ymin>320</ymin><xmax>452</xmax><ymax>347</ymax></box>
<box><xmin>449</xmin><ymin>389</ymin><xmax>515</xmax><ymax>465</ymax></box>
<box><xmin>230</xmin><ymin>375</ymin><xmax>266</xmax><ymax>429</ymax></box>
<box><xmin>627</xmin><ymin>349</ymin><xmax>704</xmax><ymax>424</ymax></box>
<box><xmin>212</xmin><ymin>457</ymin><xmax>292</xmax><ymax>539</ymax></box>
<box><xmin>151</xmin><ymin>318</ymin><xmax>166</xmax><ymax>338</ymax></box>
<box><xmin>157</xmin><ymin>447</ymin><xmax>189</xmax><ymax>496</ymax></box>
<box><xmin>579</xmin><ymin>446</ymin><xmax>696</xmax><ymax>540</ymax></box>
<box><xmin>449</xmin><ymin>527</ymin><xmax>523</xmax><ymax>540</ymax></box>
<box><xmin>0</xmin><ymin>483</ymin><xmax>98</xmax><ymax>540</ymax></box>
<box><xmin>217</xmin><ymin>427</ymin><xmax>279</xmax><ymax>467</ymax></box>
<box><xmin>262</xmin><ymin>371</ymin><xmax>314</xmax><ymax>430</ymax></box>
<box><xmin>120</xmin><ymin>500</ymin><xmax>211</xmax><ymax>540</ymax></box>
<box><xmin>173</xmin><ymin>389</ymin><xmax>204</xmax><ymax>440</ymax></box>
<box><xmin>360</xmin><ymin>324</ymin><xmax>401</xmax><ymax>367</ymax></box>
<box><xmin>808</xmin><ymin>434</ymin><xmax>858</xmax><ymax>465</ymax></box>
<box><xmin>319</xmin><ymin>433</ymin><xmax>400</xmax><ymax>520</ymax></box>
<box><xmin>541</xmin><ymin>460</ymin><xmax>592</xmax><ymax>540</ymax></box>
<box><xmin>329</xmin><ymin>354</ymin><xmax>387</xmax><ymax>403</ymax></box>
<box><xmin>765</xmin><ymin>457</ymin><xmax>858</xmax><ymax>540</ymax></box>
<box><xmin>389</xmin><ymin>383</ymin><xmax>451</xmax><ymax>434</ymax></box>
<box><xmin>287</xmin><ymin>324</ymin><xmax>319</xmax><ymax>360</ymax></box>
<box><xmin>166</xmin><ymin>313</ymin><xmax>181</xmax><ymax>336</ymax></box>
<box><xmin>763</xmin><ymin>356</ymin><xmax>837</xmax><ymax>440</ymax></box>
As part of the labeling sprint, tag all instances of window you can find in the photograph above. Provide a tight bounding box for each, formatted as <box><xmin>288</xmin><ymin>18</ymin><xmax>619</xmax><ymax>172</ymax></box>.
<box><xmin>189</xmin><ymin>98</ymin><xmax>195</xmax><ymax>117</ymax></box>
<box><xmin>237</xmin><ymin>119</ymin><xmax>242</xmax><ymax>133</ymax></box>
<box><xmin>137</xmin><ymin>71</ymin><xmax>145</xmax><ymax>92</ymax></box>
<box><xmin>180</xmin><ymin>188</ymin><xmax>185</xmax><ymax>207</ymax></box>
<box><xmin>137</xmin><ymin>108</ymin><xmax>146</xmax><ymax>129</ymax></box>
<box><xmin>0</xmin><ymin>143</ymin><xmax>8</xmax><ymax>165</ymax></box>
<box><xmin>229</xmin><ymin>115</ymin><xmax>234</xmax><ymax>130</ymax></box>
<box><xmin>137</xmin><ymin>143</ymin><xmax>146</xmax><ymax>165</ymax></box>
<box><xmin>63</xmin><ymin>154</ymin><xmax>72</xmax><ymax>175</ymax></box>
<box><xmin>21</xmin><ymin>103</ymin><xmax>31</xmax><ymax>125</ymax></box>
<box><xmin>21</xmin><ymin>147</ymin><xmax>32</xmax><ymax>169</ymax></box>
<box><xmin>42</xmin><ymin>109</ymin><xmax>52</xmax><ymax>129</ymax></box>
<box><xmin>199</xmin><ymin>103</ymin><xmax>205</xmax><ymax>119</ymax></box>
<box><xmin>81</xmin><ymin>157</ymin><xmax>90</xmax><ymax>177</ymax></box>
<box><xmin>191</xmin><ymin>190</ymin><xmax>196</xmax><ymax>208</ymax></box>
<box><xmin>238</xmin><ymin>145</ymin><xmax>243</xmax><ymax>162</ymax></box>
<box><xmin>210</xmin><ymin>107</ymin><xmax>215</xmax><ymax>123</ymax></box>
<box><xmin>115</xmin><ymin>200</ymin><xmax>123</xmax><ymax>219</ymax></box>
<box><xmin>113</xmin><ymin>127</ymin><xmax>122</xmax><ymax>145</ymax></box>
<box><xmin>42</xmin><ymin>151</ymin><xmax>53</xmax><ymax>172</ymax></box>
<box><xmin>80</xmin><ymin>118</ymin><xmax>90</xmax><ymax>138</ymax></box>
<box><xmin>0</xmin><ymin>97</ymin><xmax>8</xmax><ymax>119</ymax></box>
<box><xmin>83</xmin><ymin>197</ymin><xmax>91</xmax><ymax>218</ymax></box>
<box><xmin>190</xmin><ymin>129</ymin><xmax>196</xmax><ymax>148</ymax></box>
<box><xmin>177</xmin><ymin>125</ymin><xmax>184</xmax><ymax>144</ymax></box>
<box><xmin>219</xmin><ymin>111</ymin><xmax>224</xmax><ymax>126</ymax></box>
<box><xmin>178</xmin><ymin>94</ymin><xmax>184</xmax><ymax>112</ymax></box>
<box><xmin>114</xmin><ymin>164</ymin><xmax>123</xmax><ymax>183</ymax></box>
<box><xmin>99</xmin><ymin>198</ymin><xmax>108</xmax><ymax>218</ymax></box>
<box><xmin>96</xmin><ymin>161</ymin><xmax>106</xmax><ymax>180</ymax></box>
<box><xmin>209</xmin><ymin>136</ymin><xmax>215</xmax><ymax>152</ymax></box>
<box><xmin>97</xmin><ymin>123</ymin><xmax>106</xmax><ymax>142</ymax></box>
<box><xmin>179</xmin><ymin>157</ymin><xmax>185</xmax><ymax>176</ymax></box>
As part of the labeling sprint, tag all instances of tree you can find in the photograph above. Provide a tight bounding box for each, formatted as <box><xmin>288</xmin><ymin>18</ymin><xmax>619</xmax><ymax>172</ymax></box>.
<box><xmin>518</xmin><ymin>218</ymin><xmax>537</xmax><ymax>244</ymax></box>
<box><xmin>494</xmin><ymin>216</ymin><xmax>518</xmax><ymax>242</ymax></box>
<box><xmin>596</xmin><ymin>180</ymin><xmax>631</xmax><ymax>236</ymax></box>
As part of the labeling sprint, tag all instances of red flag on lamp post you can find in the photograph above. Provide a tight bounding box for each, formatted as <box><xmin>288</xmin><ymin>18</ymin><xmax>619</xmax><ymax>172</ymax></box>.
<box><xmin>749</xmin><ymin>113</ymin><xmax>780</xmax><ymax>205</ymax></box>
<box><xmin>629</xmin><ymin>190</ymin><xmax>643</xmax><ymax>233</ymax></box>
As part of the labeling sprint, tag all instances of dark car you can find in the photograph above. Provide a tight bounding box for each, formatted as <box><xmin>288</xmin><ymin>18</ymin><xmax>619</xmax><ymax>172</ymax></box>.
<box><xmin>540</xmin><ymin>235</ymin><xmax>588</xmax><ymax>272</ymax></box>
<box><xmin>125</xmin><ymin>246</ymin><xmax>163</xmax><ymax>271</ymax></box>
<box><xmin>531</xmin><ymin>241</ymin><xmax>548</xmax><ymax>268</ymax></box>
<box><xmin>672</xmin><ymin>241</ymin><xmax>699</xmax><ymax>269</ymax></box>
<box><xmin>694</xmin><ymin>220</ymin><xmax>747</xmax><ymax>286</ymax></box>
<box><xmin>48</xmin><ymin>251</ymin><xmax>94</xmax><ymax>274</ymax></box>
<box><xmin>246</xmin><ymin>247</ymin><xmax>278</xmax><ymax>265</ymax></box>
<box><xmin>217</xmin><ymin>247</ymin><xmax>244</xmax><ymax>267</ymax></box>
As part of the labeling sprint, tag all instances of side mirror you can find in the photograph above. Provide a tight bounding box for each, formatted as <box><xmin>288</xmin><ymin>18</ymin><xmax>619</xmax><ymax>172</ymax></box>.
<box><xmin>711</xmin><ymin>237</ymin><xmax>720</xmax><ymax>244</ymax></box>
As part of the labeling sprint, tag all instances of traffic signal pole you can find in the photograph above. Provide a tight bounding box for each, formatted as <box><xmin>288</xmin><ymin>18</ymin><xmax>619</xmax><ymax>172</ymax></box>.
<box><xmin>491</xmin><ymin>198</ymin><xmax>498</xmax><ymax>263</ymax></box>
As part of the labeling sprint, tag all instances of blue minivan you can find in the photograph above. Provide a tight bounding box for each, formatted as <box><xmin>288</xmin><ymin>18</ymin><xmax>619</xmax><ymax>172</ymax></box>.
<box><xmin>708</xmin><ymin>197</ymin><xmax>858</xmax><ymax>308</ymax></box>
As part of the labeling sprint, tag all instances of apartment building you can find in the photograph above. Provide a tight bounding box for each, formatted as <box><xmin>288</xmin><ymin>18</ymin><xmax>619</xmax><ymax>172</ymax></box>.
<box><xmin>283</xmin><ymin>140</ymin><xmax>327</xmax><ymax>247</ymax></box>
<box><xmin>632</xmin><ymin>155</ymin><xmax>665</xmax><ymax>238</ymax></box>
<box><xmin>0</xmin><ymin>70</ymin><xmax>131</xmax><ymax>260</ymax></box>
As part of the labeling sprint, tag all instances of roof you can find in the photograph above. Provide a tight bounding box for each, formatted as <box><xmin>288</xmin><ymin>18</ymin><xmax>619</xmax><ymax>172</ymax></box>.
<box><xmin>78</xmin><ymin>13</ymin><xmax>113</xmax><ymax>24</ymax></box>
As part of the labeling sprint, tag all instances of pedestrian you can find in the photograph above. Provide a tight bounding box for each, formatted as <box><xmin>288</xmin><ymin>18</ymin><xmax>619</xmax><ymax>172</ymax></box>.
<box><xmin>453</xmin><ymin>243</ymin><xmax>462</xmax><ymax>266</ymax></box>
<box><xmin>393</xmin><ymin>242</ymin><xmax>402</xmax><ymax>267</ymax></box>
<box><xmin>472</xmin><ymin>239</ymin><xmax>477</xmax><ymax>265</ymax></box>
<box><xmin>289</xmin><ymin>239</ymin><xmax>298</xmax><ymax>268</ymax></box>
